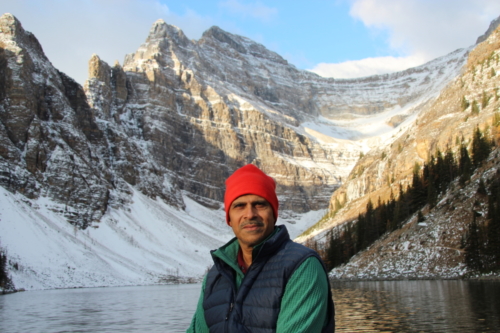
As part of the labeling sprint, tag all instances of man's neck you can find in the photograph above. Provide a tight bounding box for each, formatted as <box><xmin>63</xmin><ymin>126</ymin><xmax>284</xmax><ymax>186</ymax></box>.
<box><xmin>237</xmin><ymin>226</ymin><xmax>281</xmax><ymax>267</ymax></box>
<box><xmin>240</xmin><ymin>244</ymin><xmax>254</xmax><ymax>267</ymax></box>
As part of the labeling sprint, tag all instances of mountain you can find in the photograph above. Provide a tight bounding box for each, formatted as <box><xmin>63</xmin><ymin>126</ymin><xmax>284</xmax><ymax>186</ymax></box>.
<box><xmin>301</xmin><ymin>19</ymin><xmax>500</xmax><ymax>280</ymax></box>
<box><xmin>0</xmin><ymin>12</ymin><xmax>481</xmax><ymax>289</ymax></box>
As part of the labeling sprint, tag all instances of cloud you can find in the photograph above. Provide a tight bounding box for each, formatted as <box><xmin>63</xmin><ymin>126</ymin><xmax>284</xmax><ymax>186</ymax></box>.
<box><xmin>313</xmin><ymin>0</ymin><xmax>500</xmax><ymax>78</ymax></box>
<box><xmin>350</xmin><ymin>0</ymin><xmax>500</xmax><ymax>60</ymax></box>
<box><xmin>0</xmin><ymin>0</ymin><xmax>214</xmax><ymax>84</ymax></box>
<box><xmin>308</xmin><ymin>55</ymin><xmax>426</xmax><ymax>78</ymax></box>
<box><xmin>219</xmin><ymin>0</ymin><xmax>278</xmax><ymax>22</ymax></box>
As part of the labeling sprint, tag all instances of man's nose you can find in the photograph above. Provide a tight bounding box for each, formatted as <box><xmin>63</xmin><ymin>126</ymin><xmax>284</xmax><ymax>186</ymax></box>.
<box><xmin>242</xmin><ymin>204</ymin><xmax>258</xmax><ymax>219</ymax></box>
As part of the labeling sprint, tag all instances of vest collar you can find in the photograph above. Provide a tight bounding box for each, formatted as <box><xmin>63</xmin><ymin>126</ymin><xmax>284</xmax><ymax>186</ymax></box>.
<box><xmin>251</xmin><ymin>225</ymin><xmax>289</xmax><ymax>264</ymax></box>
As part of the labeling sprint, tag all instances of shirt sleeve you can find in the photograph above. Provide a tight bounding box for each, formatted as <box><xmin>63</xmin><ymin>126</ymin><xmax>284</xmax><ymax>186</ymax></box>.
<box><xmin>186</xmin><ymin>275</ymin><xmax>210</xmax><ymax>333</ymax></box>
<box><xmin>276</xmin><ymin>256</ymin><xmax>330</xmax><ymax>333</ymax></box>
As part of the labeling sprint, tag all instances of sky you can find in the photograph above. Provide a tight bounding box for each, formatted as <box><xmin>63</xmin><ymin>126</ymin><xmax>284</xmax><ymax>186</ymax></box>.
<box><xmin>1</xmin><ymin>0</ymin><xmax>500</xmax><ymax>84</ymax></box>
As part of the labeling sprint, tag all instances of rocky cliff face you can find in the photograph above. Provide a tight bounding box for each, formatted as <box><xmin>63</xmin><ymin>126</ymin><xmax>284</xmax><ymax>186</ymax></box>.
<box><xmin>83</xmin><ymin>20</ymin><xmax>363</xmax><ymax>215</ymax></box>
<box><xmin>324</xmin><ymin>23</ymin><xmax>500</xmax><ymax>227</ymax></box>
<box><xmin>0</xmin><ymin>13</ymin><xmax>470</xmax><ymax>230</ymax></box>
<box><xmin>302</xmin><ymin>22</ymin><xmax>500</xmax><ymax>278</ymax></box>
<box><xmin>0</xmin><ymin>14</ymin><xmax>112</xmax><ymax>226</ymax></box>
<box><xmin>83</xmin><ymin>18</ymin><xmax>470</xmax><ymax>214</ymax></box>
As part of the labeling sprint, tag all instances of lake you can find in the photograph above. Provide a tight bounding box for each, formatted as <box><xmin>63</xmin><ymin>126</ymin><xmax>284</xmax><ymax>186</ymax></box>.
<box><xmin>0</xmin><ymin>280</ymin><xmax>499</xmax><ymax>332</ymax></box>
<box><xmin>332</xmin><ymin>280</ymin><xmax>500</xmax><ymax>332</ymax></box>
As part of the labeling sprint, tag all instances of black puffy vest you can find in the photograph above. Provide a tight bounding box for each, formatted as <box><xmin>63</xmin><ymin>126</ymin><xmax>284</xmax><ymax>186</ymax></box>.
<box><xmin>202</xmin><ymin>225</ymin><xmax>335</xmax><ymax>332</ymax></box>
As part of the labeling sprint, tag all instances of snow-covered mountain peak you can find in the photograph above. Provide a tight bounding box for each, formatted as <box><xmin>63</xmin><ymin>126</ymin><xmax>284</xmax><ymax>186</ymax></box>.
<box><xmin>0</xmin><ymin>13</ymin><xmax>23</xmax><ymax>37</ymax></box>
<box><xmin>1</xmin><ymin>13</ymin><xmax>489</xmax><ymax>290</ymax></box>
<box><xmin>0</xmin><ymin>13</ymin><xmax>48</xmax><ymax>64</ymax></box>
<box><xmin>200</xmin><ymin>25</ymin><xmax>289</xmax><ymax>66</ymax></box>
<box><xmin>146</xmin><ymin>18</ymin><xmax>190</xmax><ymax>46</ymax></box>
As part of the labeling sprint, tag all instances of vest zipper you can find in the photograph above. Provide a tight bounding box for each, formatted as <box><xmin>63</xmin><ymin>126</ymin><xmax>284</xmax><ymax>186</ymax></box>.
<box><xmin>224</xmin><ymin>301</ymin><xmax>234</xmax><ymax>332</ymax></box>
<box><xmin>225</xmin><ymin>302</ymin><xmax>234</xmax><ymax>320</ymax></box>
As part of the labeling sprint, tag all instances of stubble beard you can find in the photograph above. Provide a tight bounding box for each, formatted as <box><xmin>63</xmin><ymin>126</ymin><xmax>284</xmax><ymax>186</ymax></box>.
<box><xmin>239</xmin><ymin>219</ymin><xmax>266</xmax><ymax>247</ymax></box>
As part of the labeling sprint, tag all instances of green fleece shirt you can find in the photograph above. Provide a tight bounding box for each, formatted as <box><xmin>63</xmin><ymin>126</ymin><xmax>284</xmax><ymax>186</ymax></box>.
<box><xmin>186</xmin><ymin>228</ymin><xmax>330</xmax><ymax>332</ymax></box>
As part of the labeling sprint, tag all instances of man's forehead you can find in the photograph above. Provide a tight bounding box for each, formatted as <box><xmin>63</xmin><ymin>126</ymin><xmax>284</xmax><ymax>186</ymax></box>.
<box><xmin>232</xmin><ymin>194</ymin><xmax>268</xmax><ymax>204</ymax></box>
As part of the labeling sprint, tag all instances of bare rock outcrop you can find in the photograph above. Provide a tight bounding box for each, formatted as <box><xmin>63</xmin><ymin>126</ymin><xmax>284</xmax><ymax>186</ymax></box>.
<box><xmin>0</xmin><ymin>14</ymin><xmax>110</xmax><ymax>226</ymax></box>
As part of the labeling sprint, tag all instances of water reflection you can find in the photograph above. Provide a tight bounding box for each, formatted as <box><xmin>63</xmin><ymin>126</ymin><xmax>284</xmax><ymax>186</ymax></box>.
<box><xmin>332</xmin><ymin>280</ymin><xmax>500</xmax><ymax>332</ymax></box>
<box><xmin>1</xmin><ymin>280</ymin><xmax>499</xmax><ymax>332</ymax></box>
<box><xmin>0</xmin><ymin>284</ymin><xmax>201</xmax><ymax>333</ymax></box>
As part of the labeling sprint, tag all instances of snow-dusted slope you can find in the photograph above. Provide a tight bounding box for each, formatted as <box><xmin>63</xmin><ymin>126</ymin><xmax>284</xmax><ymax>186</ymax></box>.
<box><xmin>0</xmin><ymin>186</ymin><xmax>224</xmax><ymax>289</ymax></box>
<box><xmin>0</xmin><ymin>184</ymin><xmax>323</xmax><ymax>290</ymax></box>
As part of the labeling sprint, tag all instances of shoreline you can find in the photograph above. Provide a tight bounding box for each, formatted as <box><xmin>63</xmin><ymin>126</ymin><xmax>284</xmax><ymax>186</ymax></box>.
<box><xmin>329</xmin><ymin>273</ymin><xmax>500</xmax><ymax>282</ymax></box>
<box><xmin>0</xmin><ymin>281</ymin><xmax>201</xmax><ymax>294</ymax></box>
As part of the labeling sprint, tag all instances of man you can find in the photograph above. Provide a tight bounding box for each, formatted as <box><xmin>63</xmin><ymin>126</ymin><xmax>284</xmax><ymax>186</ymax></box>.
<box><xmin>187</xmin><ymin>164</ymin><xmax>335</xmax><ymax>332</ymax></box>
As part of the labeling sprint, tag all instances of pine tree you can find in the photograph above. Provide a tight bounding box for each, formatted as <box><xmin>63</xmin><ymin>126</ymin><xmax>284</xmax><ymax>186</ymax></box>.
<box><xmin>399</xmin><ymin>186</ymin><xmax>410</xmax><ymax>223</ymax></box>
<box><xmin>471</xmin><ymin>100</ymin><xmax>480</xmax><ymax>115</ymax></box>
<box><xmin>459</xmin><ymin>141</ymin><xmax>473</xmax><ymax>184</ymax></box>
<box><xmin>493</xmin><ymin>111</ymin><xmax>500</xmax><ymax>127</ymax></box>
<box><xmin>481</xmin><ymin>91</ymin><xmax>491</xmax><ymax>108</ymax></box>
<box><xmin>326</xmin><ymin>231</ymin><xmax>338</xmax><ymax>270</ymax></box>
<box><xmin>342</xmin><ymin>223</ymin><xmax>356</xmax><ymax>262</ymax></box>
<box><xmin>375</xmin><ymin>197</ymin><xmax>388</xmax><ymax>237</ymax></box>
<box><xmin>471</xmin><ymin>127</ymin><xmax>491</xmax><ymax>167</ymax></box>
<box><xmin>435</xmin><ymin>149</ymin><xmax>449</xmax><ymax>192</ymax></box>
<box><xmin>0</xmin><ymin>250</ymin><xmax>6</xmax><ymax>289</ymax></box>
<box><xmin>333</xmin><ymin>198</ymin><xmax>342</xmax><ymax>213</ymax></box>
<box><xmin>365</xmin><ymin>200</ymin><xmax>377</xmax><ymax>247</ymax></box>
<box><xmin>391</xmin><ymin>197</ymin><xmax>402</xmax><ymax>230</ymax></box>
<box><xmin>356</xmin><ymin>213</ymin><xmax>367</xmax><ymax>251</ymax></box>
<box><xmin>410</xmin><ymin>162</ymin><xmax>426</xmax><ymax>211</ymax></box>
<box><xmin>444</xmin><ymin>148</ymin><xmax>457</xmax><ymax>181</ymax></box>
<box><xmin>486</xmin><ymin>181</ymin><xmax>500</xmax><ymax>270</ymax></box>
<box><xmin>0</xmin><ymin>249</ymin><xmax>13</xmax><ymax>291</ymax></box>
<box><xmin>461</xmin><ymin>96</ymin><xmax>470</xmax><ymax>111</ymax></box>
<box><xmin>477</xmin><ymin>179</ymin><xmax>487</xmax><ymax>195</ymax></box>
<box><xmin>427</xmin><ymin>177</ymin><xmax>438</xmax><ymax>207</ymax></box>
<box><xmin>386</xmin><ymin>190</ymin><xmax>396</xmax><ymax>231</ymax></box>
<box><xmin>417</xmin><ymin>210</ymin><xmax>425</xmax><ymax>222</ymax></box>
<box><xmin>465</xmin><ymin>213</ymin><xmax>482</xmax><ymax>271</ymax></box>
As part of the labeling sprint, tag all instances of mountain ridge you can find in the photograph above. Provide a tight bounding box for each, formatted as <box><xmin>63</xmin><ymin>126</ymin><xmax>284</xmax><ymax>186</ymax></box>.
<box><xmin>0</xmin><ymin>12</ymin><xmax>494</xmax><ymax>289</ymax></box>
<box><xmin>302</xmin><ymin>20</ymin><xmax>500</xmax><ymax>280</ymax></box>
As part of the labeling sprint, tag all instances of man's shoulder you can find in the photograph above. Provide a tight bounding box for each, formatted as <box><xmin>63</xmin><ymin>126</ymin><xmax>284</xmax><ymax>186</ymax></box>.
<box><xmin>273</xmin><ymin>226</ymin><xmax>316</xmax><ymax>254</ymax></box>
<box><xmin>270</xmin><ymin>239</ymin><xmax>321</xmax><ymax>269</ymax></box>
<box><xmin>278</xmin><ymin>239</ymin><xmax>328</xmax><ymax>273</ymax></box>
<box><xmin>282</xmin><ymin>239</ymin><xmax>318</xmax><ymax>256</ymax></box>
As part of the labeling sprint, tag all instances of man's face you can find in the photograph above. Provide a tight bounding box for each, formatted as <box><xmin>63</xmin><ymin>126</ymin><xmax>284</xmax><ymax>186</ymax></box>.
<box><xmin>228</xmin><ymin>194</ymin><xmax>276</xmax><ymax>249</ymax></box>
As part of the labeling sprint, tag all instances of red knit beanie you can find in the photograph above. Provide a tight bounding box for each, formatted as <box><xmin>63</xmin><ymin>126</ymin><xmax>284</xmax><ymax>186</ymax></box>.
<box><xmin>224</xmin><ymin>164</ymin><xmax>279</xmax><ymax>225</ymax></box>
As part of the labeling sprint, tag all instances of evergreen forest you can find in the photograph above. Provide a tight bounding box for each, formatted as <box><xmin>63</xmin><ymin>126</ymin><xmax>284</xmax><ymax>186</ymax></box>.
<box><xmin>308</xmin><ymin>125</ymin><xmax>500</xmax><ymax>274</ymax></box>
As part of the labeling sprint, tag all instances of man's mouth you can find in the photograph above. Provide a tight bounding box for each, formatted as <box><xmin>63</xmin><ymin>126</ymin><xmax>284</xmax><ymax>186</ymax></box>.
<box><xmin>244</xmin><ymin>224</ymin><xmax>261</xmax><ymax>230</ymax></box>
<box><xmin>241</xmin><ymin>221</ymin><xmax>264</xmax><ymax>230</ymax></box>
